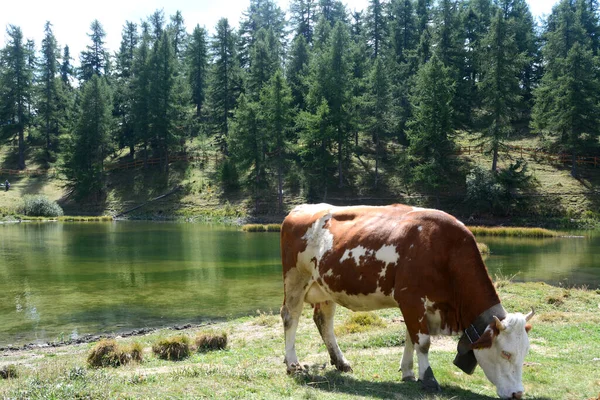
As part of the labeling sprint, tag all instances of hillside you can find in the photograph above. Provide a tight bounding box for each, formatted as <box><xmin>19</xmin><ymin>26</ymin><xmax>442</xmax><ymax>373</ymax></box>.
<box><xmin>1</xmin><ymin>133</ymin><xmax>599</xmax><ymax>226</ymax></box>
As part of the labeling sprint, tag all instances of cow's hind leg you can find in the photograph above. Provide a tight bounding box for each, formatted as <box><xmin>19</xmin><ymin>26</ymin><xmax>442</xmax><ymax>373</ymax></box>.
<box><xmin>281</xmin><ymin>271</ymin><xmax>311</xmax><ymax>373</ymax></box>
<box><xmin>313</xmin><ymin>301</ymin><xmax>352</xmax><ymax>372</ymax></box>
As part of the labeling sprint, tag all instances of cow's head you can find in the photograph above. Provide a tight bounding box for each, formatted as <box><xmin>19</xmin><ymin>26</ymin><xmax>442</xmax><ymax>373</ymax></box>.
<box><xmin>472</xmin><ymin>310</ymin><xmax>534</xmax><ymax>399</ymax></box>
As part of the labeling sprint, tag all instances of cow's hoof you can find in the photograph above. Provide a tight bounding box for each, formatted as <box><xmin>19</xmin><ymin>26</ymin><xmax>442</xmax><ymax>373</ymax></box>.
<box><xmin>418</xmin><ymin>367</ymin><xmax>441</xmax><ymax>391</ymax></box>
<box><xmin>333</xmin><ymin>361</ymin><xmax>353</xmax><ymax>373</ymax></box>
<box><xmin>286</xmin><ymin>363</ymin><xmax>305</xmax><ymax>375</ymax></box>
<box><xmin>402</xmin><ymin>375</ymin><xmax>417</xmax><ymax>382</ymax></box>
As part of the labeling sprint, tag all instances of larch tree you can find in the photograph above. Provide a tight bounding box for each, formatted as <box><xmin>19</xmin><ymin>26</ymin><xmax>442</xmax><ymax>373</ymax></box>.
<box><xmin>0</xmin><ymin>25</ymin><xmax>34</xmax><ymax>170</ymax></box>
<box><xmin>79</xmin><ymin>20</ymin><xmax>109</xmax><ymax>82</ymax></box>
<box><xmin>187</xmin><ymin>25</ymin><xmax>209</xmax><ymax>118</ymax></box>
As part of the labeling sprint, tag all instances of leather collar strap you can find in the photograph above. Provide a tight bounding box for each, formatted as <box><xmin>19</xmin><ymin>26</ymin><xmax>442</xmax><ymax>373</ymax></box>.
<box><xmin>453</xmin><ymin>303</ymin><xmax>507</xmax><ymax>375</ymax></box>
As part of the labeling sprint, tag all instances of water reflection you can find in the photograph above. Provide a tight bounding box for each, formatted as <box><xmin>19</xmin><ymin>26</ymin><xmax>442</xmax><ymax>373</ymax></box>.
<box><xmin>0</xmin><ymin>221</ymin><xmax>598</xmax><ymax>347</ymax></box>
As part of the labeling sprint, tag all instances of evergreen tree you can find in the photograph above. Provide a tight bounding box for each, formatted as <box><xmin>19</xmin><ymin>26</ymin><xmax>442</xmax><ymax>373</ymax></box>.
<box><xmin>148</xmin><ymin>10</ymin><xmax>166</xmax><ymax>42</ymax></box>
<box><xmin>287</xmin><ymin>34</ymin><xmax>311</xmax><ymax>110</ymax></box>
<box><xmin>318</xmin><ymin>0</ymin><xmax>347</xmax><ymax>24</ymax></box>
<box><xmin>36</xmin><ymin>21</ymin><xmax>63</xmax><ymax>159</ymax></box>
<box><xmin>406</xmin><ymin>53</ymin><xmax>455</xmax><ymax>188</ymax></box>
<box><xmin>63</xmin><ymin>75</ymin><xmax>112</xmax><ymax>199</ymax></box>
<box><xmin>229</xmin><ymin>94</ymin><xmax>265</xmax><ymax>198</ymax></box>
<box><xmin>114</xmin><ymin>21</ymin><xmax>139</xmax><ymax>157</ymax></box>
<box><xmin>187</xmin><ymin>25</ymin><xmax>209</xmax><ymax>118</ymax></box>
<box><xmin>238</xmin><ymin>0</ymin><xmax>286</xmax><ymax>69</ymax></box>
<box><xmin>389</xmin><ymin>0</ymin><xmax>417</xmax><ymax>63</ymax></box>
<box><xmin>207</xmin><ymin>18</ymin><xmax>241</xmax><ymax>153</ymax></box>
<box><xmin>365</xmin><ymin>0</ymin><xmax>387</xmax><ymax>58</ymax></box>
<box><xmin>169</xmin><ymin>10</ymin><xmax>187</xmax><ymax>60</ymax></box>
<box><xmin>289</xmin><ymin>0</ymin><xmax>317</xmax><ymax>43</ymax></box>
<box><xmin>362</xmin><ymin>58</ymin><xmax>391</xmax><ymax>187</ymax></box>
<box><xmin>260</xmin><ymin>70</ymin><xmax>293</xmax><ymax>212</ymax></box>
<box><xmin>79</xmin><ymin>20</ymin><xmax>109</xmax><ymax>82</ymax></box>
<box><xmin>247</xmin><ymin>28</ymin><xmax>279</xmax><ymax>99</ymax></box>
<box><xmin>532</xmin><ymin>0</ymin><xmax>600</xmax><ymax>177</ymax></box>
<box><xmin>478</xmin><ymin>9</ymin><xmax>525</xmax><ymax>172</ymax></box>
<box><xmin>132</xmin><ymin>25</ymin><xmax>152</xmax><ymax>165</ymax></box>
<box><xmin>60</xmin><ymin>45</ymin><xmax>74</xmax><ymax>88</ymax></box>
<box><xmin>0</xmin><ymin>25</ymin><xmax>34</xmax><ymax>170</ymax></box>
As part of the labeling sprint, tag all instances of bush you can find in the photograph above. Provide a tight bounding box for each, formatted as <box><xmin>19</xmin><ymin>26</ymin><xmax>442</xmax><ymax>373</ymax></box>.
<box><xmin>195</xmin><ymin>332</ymin><xmax>228</xmax><ymax>352</ymax></box>
<box><xmin>0</xmin><ymin>364</ymin><xmax>17</xmax><ymax>379</ymax></box>
<box><xmin>18</xmin><ymin>195</ymin><xmax>64</xmax><ymax>217</ymax></box>
<box><xmin>87</xmin><ymin>339</ymin><xmax>143</xmax><ymax>368</ymax></box>
<box><xmin>336</xmin><ymin>312</ymin><xmax>386</xmax><ymax>335</ymax></box>
<box><xmin>152</xmin><ymin>336</ymin><xmax>191</xmax><ymax>361</ymax></box>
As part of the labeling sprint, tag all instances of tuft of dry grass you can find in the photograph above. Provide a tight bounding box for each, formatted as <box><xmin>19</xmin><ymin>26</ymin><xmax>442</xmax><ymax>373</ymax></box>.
<box><xmin>0</xmin><ymin>365</ymin><xmax>17</xmax><ymax>379</ymax></box>
<box><xmin>242</xmin><ymin>224</ymin><xmax>266</xmax><ymax>232</ymax></box>
<box><xmin>195</xmin><ymin>332</ymin><xmax>228</xmax><ymax>352</ymax></box>
<box><xmin>152</xmin><ymin>336</ymin><xmax>191</xmax><ymax>361</ymax></box>
<box><xmin>476</xmin><ymin>242</ymin><xmax>490</xmax><ymax>255</ymax></box>
<box><xmin>87</xmin><ymin>339</ymin><xmax>143</xmax><ymax>368</ymax></box>
<box><xmin>468</xmin><ymin>226</ymin><xmax>562</xmax><ymax>238</ymax></box>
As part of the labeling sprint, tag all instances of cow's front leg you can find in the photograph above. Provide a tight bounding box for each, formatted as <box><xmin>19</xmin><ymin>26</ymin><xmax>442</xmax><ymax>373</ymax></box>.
<box><xmin>415</xmin><ymin>333</ymin><xmax>441</xmax><ymax>391</ymax></box>
<box><xmin>313</xmin><ymin>301</ymin><xmax>352</xmax><ymax>372</ymax></box>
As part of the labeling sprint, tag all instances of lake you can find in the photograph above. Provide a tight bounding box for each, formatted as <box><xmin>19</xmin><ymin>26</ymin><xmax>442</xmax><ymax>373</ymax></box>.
<box><xmin>0</xmin><ymin>221</ymin><xmax>598</xmax><ymax>347</ymax></box>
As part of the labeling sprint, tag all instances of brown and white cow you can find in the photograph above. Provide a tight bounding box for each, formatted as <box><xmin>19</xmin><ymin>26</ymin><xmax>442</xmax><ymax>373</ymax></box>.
<box><xmin>280</xmin><ymin>203</ymin><xmax>534</xmax><ymax>399</ymax></box>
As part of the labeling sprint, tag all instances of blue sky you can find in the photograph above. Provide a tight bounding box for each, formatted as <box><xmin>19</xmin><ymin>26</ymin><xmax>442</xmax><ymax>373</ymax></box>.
<box><xmin>1</xmin><ymin>0</ymin><xmax>556</xmax><ymax>64</ymax></box>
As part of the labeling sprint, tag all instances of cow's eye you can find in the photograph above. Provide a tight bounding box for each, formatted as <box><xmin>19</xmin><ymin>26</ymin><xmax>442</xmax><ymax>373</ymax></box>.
<box><xmin>501</xmin><ymin>351</ymin><xmax>512</xmax><ymax>360</ymax></box>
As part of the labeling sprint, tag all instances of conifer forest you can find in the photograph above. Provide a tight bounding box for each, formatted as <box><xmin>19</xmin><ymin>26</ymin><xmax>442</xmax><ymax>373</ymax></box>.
<box><xmin>1</xmin><ymin>0</ymin><xmax>599</xmax><ymax>216</ymax></box>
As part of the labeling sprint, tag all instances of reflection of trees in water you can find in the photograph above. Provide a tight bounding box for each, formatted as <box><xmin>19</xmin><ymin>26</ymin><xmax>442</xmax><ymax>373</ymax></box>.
<box><xmin>484</xmin><ymin>236</ymin><xmax>596</xmax><ymax>286</ymax></box>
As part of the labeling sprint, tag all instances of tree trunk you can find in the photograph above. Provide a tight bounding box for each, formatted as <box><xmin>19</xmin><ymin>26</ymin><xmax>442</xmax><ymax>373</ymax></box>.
<box><xmin>571</xmin><ymin>152</ymin><xmax>578</xmax><ymax>178</ymax></box>
<box><xmin>375</xmin><ymin>134</ymin><xmax>380</xmax><ymax>188</ymax></box>
<box><xmin>338</xmin><ymin>128</ymin><xmax>343</xmax><ymax>187</ymax></box>
<box><xmin>18</xmin><ymin>125</ymin><xmax>25</xmax><ymax>170</ymax></box>
<box><xmin>491</xmin><ymin>143</ymin><xmax>498</xmax><ymax>173</ymax></box>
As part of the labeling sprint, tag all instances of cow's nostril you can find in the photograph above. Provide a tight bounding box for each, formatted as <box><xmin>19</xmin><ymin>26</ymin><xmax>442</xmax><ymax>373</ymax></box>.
<box><xmin>512</xmin><ymin>392</ymin><xmax>523</xmax><ymax>399</ymax></box>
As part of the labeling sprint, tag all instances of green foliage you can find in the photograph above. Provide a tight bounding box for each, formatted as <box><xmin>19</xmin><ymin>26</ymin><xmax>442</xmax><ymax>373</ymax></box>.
<box><xmin>217</xmin><ymin>158</ymin><xmax>240</xmax><ymax>192</ymax></box>
<box><xmin>79</xmin><ymin>20</ymin><xmax>109</xmax><ymax>82</ymax></box>
<box><xmin>18</xmin><ymin>195</ymin><xmax>64</xmax><ymax>217</ymax></box>
<box><xmin>152</xmin><ymin>336</ymin><xmax>191</xmax><ymax>360</ymax></box>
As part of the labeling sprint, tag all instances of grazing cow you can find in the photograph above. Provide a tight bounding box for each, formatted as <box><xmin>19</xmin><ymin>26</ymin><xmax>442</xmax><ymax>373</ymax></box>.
<box><xmin>280</xmin><ymin>203</ymin><xmax>534</xmax><ymax>399</ymax></box>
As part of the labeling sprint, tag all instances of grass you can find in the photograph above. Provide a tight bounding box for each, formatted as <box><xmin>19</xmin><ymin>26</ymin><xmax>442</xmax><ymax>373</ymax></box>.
<box><xmin>242</xmin><ymin>223</ymin><xmax>281</xmax><ymax>232</ymax></box>
<box><xmin>467</xmin><ymin>226</ymin><xmax>562</xmax><ymax>238</ymax></box>
<box><xmin>476</xmin><ymin>242</ymin><xmax>490</xmax><ymax>255</ymax></box>
<box><xmin>152</xmin><ymin>336</ymin><xmax>191</xmax><ymax>361</ymax></box>
<box><xmin>3</xmin><ymin>281</ymin><xmax>595</xmax><ymax>399</ymax></box>
<box><xmin>0</xmin><ymin>364</ymin><xmax>17</xmax><ymax>379</ymax></box>
<box><xmin>195</xmin><ymin>332</ymin><xmax>228</xmax><ymax>353</ymax></box>
<box><xmin>86</xmin><ymin>339</ymin><xmax>143</xmax><ymax>368</ymax></box>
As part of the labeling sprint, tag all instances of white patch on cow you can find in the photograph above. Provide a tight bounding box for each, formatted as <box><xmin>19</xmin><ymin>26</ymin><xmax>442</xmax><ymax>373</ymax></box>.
<box><xmin>412</xmin><ymin>206</ymin><xmax>427</xmax><ymax>212</ymax></box>
<box><xmin>300</xmin><ymin>213</ymin><xmax>334</xmax><ymax>266</ymax></box>
<box><xmin>324</xmin><ymin>269</ymin><xmax>334</xmax><ymax>278</ymax></box>
<box><xmin>325</xmin><ymin>287</ymin><xmax>398</xmax><ymax>311</ymax></box>
<box><xmin>409</xmin><ymin>244</ymin><xmax>414</xmax><ymax>250</ymax></box>
<box><xmin>378</xmin><ymin>265</ymin><xmax>388</xmax><ymax>278</ymax></box>
<box><xmin>340</xmin><ymin>246</ymin><xmax>369</xmax><ymax>266</ymax></box>
<box><xmin>399</xmin><ymin>287</ymin><xmax>408</xmax><ymax>292</ymax></box>
<box><xmin>375</xmin><ymin>244</ymin><xmax>399</xmax><ymax>265</ymax></box>
<box><xmin>417</xmin><ymin>225</ymin><xmax>423</xmax><ymax>232</ymax></box>
<box><xmin>292</xmin><ymin>203</ymin><xmax>336</xmax><ymax>216</ymax></box>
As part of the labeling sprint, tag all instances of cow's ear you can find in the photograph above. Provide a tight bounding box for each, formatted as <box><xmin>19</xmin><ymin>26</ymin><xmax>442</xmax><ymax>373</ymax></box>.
<box><xmin>470</xmin><ymin>325</ymin><xmax>497</xmax><ymax>350</ymax></box>
<box><xmin>525</xmin><ymin>323</ymin><xmax>532</xmax><ymax>333</ymax></box>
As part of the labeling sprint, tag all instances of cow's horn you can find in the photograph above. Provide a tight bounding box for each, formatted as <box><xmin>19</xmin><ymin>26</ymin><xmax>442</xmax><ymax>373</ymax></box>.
<box><xmin>525</xmin><ymin>307</ymin><xmax>535</xmax><ymax>322</ymax></box>
<box><xmin>493</xmin><ymin>316</ymin><xmax>505</xmax><ymax>331</ymax></box>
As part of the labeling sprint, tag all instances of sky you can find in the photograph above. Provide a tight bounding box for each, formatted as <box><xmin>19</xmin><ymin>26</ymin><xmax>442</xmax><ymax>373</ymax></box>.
<box><xmin>1</xmin><ymin>0</ymin><xmax>557</xmax><ymax>64</ymax></box>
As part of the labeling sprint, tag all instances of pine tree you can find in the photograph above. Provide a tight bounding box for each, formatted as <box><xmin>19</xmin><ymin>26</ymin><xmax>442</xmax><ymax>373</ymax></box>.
<box><xmin>148</xmin><ymin>10</ymin><xmax>165</xmax><ymax>42</ymax></box>
<box><xmin>318</xmin><ymin>0</ymin><xmax>347</xmax><ymax>24</ymax></box>
<box><xmin>247</xmin><ymin>28</ymin><xmax>279</xmax><ymax>99</ymax></box>
<box><xmin>406</xmin><ymin>53</ymin><xmax>455</xmax><ymax>188</ymax></box>
<box><xmin>79</xmin><ymin>20</ymin><xmax>109</xmax><ymax>82</ymax></box>
<box><xmin>229</xmin><ymin>94</ymin><xmax>265</xmax><ymax>197</ymax></box>
<box><xmin>132</xmin><ymin>25</ymin><xmax>152</xmax><ymax>165</ymax></box>
<box><xmin>287</xmin><ymin>34</ymin><xmax>311</xmax><ymax>110</ymax></box>
<box><xmin>114</xmin><ymin>21</ymin><xmax>139</xmax><ymax>157</ymax></box>
<box><xmin>532</xmin><ymin>0</ymin><xmax>600</xmax><ymax>177</ymax></box>
<box><xmin>60</xmin><ymin>45</ymin><xmax>74</xmax><ymax>88</ymax></box>
<box><xmin>63</xmin><ymin>75</ymin><xmax>112</xmax><ymax>199</ymax></box>
<box><xmin>207</xmin><ymin>18</ymin><xmax>241</xmax><ymax>154</ymax></box>
<box><xmin>289</xmin><ymin>0</ymin><xmax>317</xmax><ymax>43</ymax></box>
<box><xmin>187</xmin><ymin>25</ymin><xmax>209</xmax><ymax>118</ymax></box>
<box><xmin>238</xmin><ymin>0</ymin><xmax>286</xmax><ymax>69</ymax></box>
<box><xmin>478</xmin><ymin>9</ymin><xmax>525</xmax><ymax>172</ymax></box>
<box><xmin>362</xmin><ymin>58</ymin><xmax>391</xmax><ymax>187</ymax></box>
<box><xmin>36</xmin><ymin>21</ymin><xmax>63</xmax><ymax>160</ymax></box>
<box><xmin>169</xmin><ymin>11</ymin><xmax>187</xmax><ymax>60</ymax></box>
<box><xmin>260</xmin><ymin>70</ymin><xmax>293</xmax><ymax>212</ymax></box>
<box><xmin>0</xmin><ymin>25</ymin><xmax>34</xmax><ymax>170</ymax></box>
<box><xmin>365</xmin><ymin>0</ymin><xmax>387</xmax><ymax>58</ymax></box>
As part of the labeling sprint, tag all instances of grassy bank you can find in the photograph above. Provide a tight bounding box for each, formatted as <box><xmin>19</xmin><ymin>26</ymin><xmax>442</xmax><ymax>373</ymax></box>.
<box><xmin>467</xmin><ymin>226</ymin><xmax>563</xmax><ymax>238</ymax></box>
<box><xmin>1</xmin><ymin>282</ymin><xmax>598</xmax><ymax>399</ymax></box>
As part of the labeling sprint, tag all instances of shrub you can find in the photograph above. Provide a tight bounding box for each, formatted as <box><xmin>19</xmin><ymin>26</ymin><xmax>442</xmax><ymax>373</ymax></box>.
<box><xmin>336</xmin><ymin>312</ymin><xmax>386</xmax><ymax>335</ymax></box>
<box><xmin>87</xmin><ymin>339</ymin><xmax>143</xmax><ymax>368</ymax></box>
<box><xmin>0</xmin><ymin>364</ymin><xmax>17</xmax><ymax>379</ymax></box>
<box><xmin>476</xmin><ymin>242</ymin><xmax>490</xmax><ymax>255</ymax></box>
<box><xmin>266</xmin><ymin>224</ymin><xmax>281</xmax><ymax>232</ymax></box>
<box><xmin>18</xmin><ymin>195</ymin><xmax>64</xmax><ymax>217</ymax></box>
<box><xmin>152</xmin><ymin>336</ymin><xmax>191</xmax><ymax>360</ymax></box>
<box><xmin>195</xmin><ymin>332</ymin><xmax>228</xmax><ymax>352</ymax></box>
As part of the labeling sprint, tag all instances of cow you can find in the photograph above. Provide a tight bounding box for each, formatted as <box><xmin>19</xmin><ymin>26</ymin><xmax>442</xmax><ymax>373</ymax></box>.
<box><xmin>280</xmin><ymin>203</ymin><xmax>534</xmax><ymax>399</ymax></box>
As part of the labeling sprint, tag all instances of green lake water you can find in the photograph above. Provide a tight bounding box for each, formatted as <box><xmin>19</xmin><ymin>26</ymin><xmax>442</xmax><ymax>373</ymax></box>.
<box><xmin>0</xmin><ymin>221</ymin><xmax>598</xmax><ymax>347</ymax></box>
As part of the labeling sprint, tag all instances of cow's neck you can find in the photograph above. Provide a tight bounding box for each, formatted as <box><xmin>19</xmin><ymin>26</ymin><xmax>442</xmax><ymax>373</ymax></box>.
<box><xmin>455</xmin><ymin>265</ymin><xmax>503</xmax><ymax>333</ymax></box>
